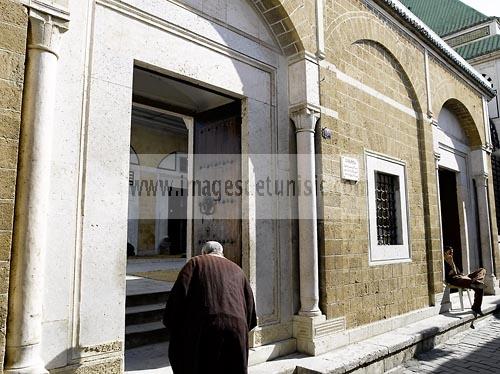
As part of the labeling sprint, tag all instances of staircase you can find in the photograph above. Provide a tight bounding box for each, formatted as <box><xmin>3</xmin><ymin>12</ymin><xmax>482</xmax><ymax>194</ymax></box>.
<box><xmin>125</xmin><ymin>277</ymin><xmax>172</xmax><ymax>349</ymax></box>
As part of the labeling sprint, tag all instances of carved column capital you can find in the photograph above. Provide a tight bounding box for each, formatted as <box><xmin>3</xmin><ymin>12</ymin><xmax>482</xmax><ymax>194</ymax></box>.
<box><xmin>290</xmin><ymin>106</ymin><xmax>320</xmax><ymax>134</ymax></box>
<box><xmin>483</xmin><ymin>143</ymin><xmax>493</xmax><ymax>155</ymax></box>
<box><xmin>430</xmin><ymin>116</ymin><xmax>441</xmax><ymax>169</ymax></box>
<box><xmin>434</xmin><ymin>151</ymin><xmax>441</xmax><ymax>164</ymax></box>
<box><xmin>473</xmin><ymin>173</ymin><xmax>489</xmax><ymax>187</ymax></box>
<box><xmin>28</xmin><ymin>8</ymin><xmax>68</xmax><ymax>59</ymax></box>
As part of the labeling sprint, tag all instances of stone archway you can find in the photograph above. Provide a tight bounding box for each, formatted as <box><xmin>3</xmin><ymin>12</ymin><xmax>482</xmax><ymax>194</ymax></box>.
<box><xmin>325</xmin><ymin>10</ymin><xmax>427</xmax><ymax>112</ymax></box>
<box><xmin>435</xmin><ymin>103</ymin><xmax>476</xmax><ymax>274</ymax></box>
<box><xmin>249</xmin><ymin>0</ymin><xmax>305</xmax><ymax>55</ymax></box>
<box><xmin>434</xmin><ymin>98</ymin><xmax>498</xmax><ymax>294</ymax></box>
<box><xmin>434</xmin><ymin>98</ymin><xmax>483</xmax><ymax>148</ymax></box>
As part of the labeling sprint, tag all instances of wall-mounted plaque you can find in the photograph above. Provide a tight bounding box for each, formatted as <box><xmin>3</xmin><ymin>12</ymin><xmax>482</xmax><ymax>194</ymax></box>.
<box><xmin>341</xmin><ymin>156</ymin><xmax>359</xmax><ymax>182</ymax></box>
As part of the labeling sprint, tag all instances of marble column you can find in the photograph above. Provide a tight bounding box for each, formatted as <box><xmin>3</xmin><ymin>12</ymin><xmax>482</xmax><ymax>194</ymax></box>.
<box><xmin>472</xmin><ymin>172</ymin><xmax>498</xmax><ymax>295</ymax></box>
<box><xmin>291</xmin><ymin>108</ymin><xmax>322</xmax><ymax>317</ymax></box>
<box><xmin>5</xmin><ymin>9</ymin><xmax>67</xmax><ymax>374</ymax></box>
<box><xmin>433</xmin><ymin>148</ymin><xmax>453</xmax><ymax>312</ymax></box>
<box><xmin>430</xmin><ymin>117</ymin><xmax>449</xmax><ymax>311</ymax></box>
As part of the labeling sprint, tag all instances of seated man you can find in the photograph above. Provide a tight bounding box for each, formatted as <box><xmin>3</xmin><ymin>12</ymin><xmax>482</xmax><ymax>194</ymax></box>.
<box><xmin>443</xmin><ymin>246</ymin><xmax>486</xmax><ymax>316</ymax></box>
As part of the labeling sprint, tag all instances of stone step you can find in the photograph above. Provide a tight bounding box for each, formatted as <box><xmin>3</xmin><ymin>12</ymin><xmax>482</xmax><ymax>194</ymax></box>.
<box><xmin>126</xmin><ymin>277</ymin><xmax>174</xmax><ymax>297</ymax></box>
<box><xmin>125</xmin><ymin>321</ymin><xmax>169</xmax><ymax>350</ymax></box>
<box><xmin>126</xmin><ymin>291</ymin><xmax>170</xmax><ymax>307</ymax></box>
<box><xmin>126</xmin><ymin>303</ymin><xmax>166</xmax><ymax>326</ymax></box>
<box><xmin>125</xmin><ymin>277</ymin><xmax>172</xmax><ymax>349</ymax></box>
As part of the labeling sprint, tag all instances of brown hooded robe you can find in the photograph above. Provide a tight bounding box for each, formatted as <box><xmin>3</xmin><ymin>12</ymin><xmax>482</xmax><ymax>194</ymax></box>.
<box><xmin>163</xmin><ymin>254</ymin><xmax>257</xmax><ymax>374</ymax></box>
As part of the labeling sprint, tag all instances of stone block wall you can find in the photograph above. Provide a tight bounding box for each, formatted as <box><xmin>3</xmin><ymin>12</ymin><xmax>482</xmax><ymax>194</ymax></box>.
<box><xmin>0</xmin><ymin>0</ymin><xmax>27</xmax><ymax>370</ymax></box>
<box><xmin>317</xmin><ymin>0</ymin><xmax>489</xmax><ymax>329</ymax></box>
<box><xmin>318</xmin><ymin>38</ymin><xmax>431</xmax><ymax>326</ymax></box>
<box><xmin>254</xmin><ymin>0</ymin><xmax>315</xmax><ymax>55</ymax></box>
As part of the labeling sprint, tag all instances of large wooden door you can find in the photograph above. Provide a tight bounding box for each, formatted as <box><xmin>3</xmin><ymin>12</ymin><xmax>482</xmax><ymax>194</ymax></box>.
<box><xmin>192</xmin><ymin>102</ymin><xmax>242</xmax><ymax>265</ymax></box>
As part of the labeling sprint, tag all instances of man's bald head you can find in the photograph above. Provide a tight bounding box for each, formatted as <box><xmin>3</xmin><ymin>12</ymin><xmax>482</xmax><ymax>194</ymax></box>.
<box><xmin>202</xmin><ymin>241</ymin><xmax>224</xmax><ymax>256</ymax></box>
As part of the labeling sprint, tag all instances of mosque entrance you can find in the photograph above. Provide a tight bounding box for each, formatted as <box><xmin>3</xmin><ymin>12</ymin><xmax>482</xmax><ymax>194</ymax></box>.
<box><xmin>125</xmin><ymin>67</ymin><xmax>242</xmax><ymax>354</ymax></box>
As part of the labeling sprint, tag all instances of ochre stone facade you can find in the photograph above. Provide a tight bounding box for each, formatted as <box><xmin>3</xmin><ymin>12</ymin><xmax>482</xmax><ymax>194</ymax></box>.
<box><xmin>0</xmin><ymin>0</ymin><xmax>27</xmax><ymax>371</ymax></box>
<box><xmin>317</xmin><ymin>0</ymin><xmax>493</xmax><ymax>329</ymax></box>
<box><xmin>0</xmin><ymin>0</ymin><xmax>497</xmax><ymax>370</ymax></box>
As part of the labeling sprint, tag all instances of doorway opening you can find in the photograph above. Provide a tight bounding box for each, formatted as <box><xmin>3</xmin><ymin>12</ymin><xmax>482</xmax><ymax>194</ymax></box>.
<box><xmin>128</xmin><ymin>106</ymin><xmax>189</xmax><ymax>259</ymax></box>
<box><xmin>439</xmin><ymin>168</ymin><xmax>463</xmax><ymax>271</ymax></box>
<box><xmin>125</xmin><ymin>66</ymin><xmax>242</xmax><ymax>366</ymax></box>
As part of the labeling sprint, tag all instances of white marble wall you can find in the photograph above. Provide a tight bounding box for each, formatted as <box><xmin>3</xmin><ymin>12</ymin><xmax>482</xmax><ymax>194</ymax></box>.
<box><xmin>41</xmin><ymin>0</ymin><xmax>91</xmax><ymax>368</ymax></box>
<box><xmin>42</xmin><ymin>0</ymin><xmax>295</xmax><ymax>369</ymax></box>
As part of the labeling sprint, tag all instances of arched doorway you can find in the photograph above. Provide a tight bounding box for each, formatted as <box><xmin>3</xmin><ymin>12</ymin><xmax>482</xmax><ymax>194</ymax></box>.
<box><xmin>435</xmin><ymin>103</ymin><xmax>481</xmax><ymax>275</ymax></box>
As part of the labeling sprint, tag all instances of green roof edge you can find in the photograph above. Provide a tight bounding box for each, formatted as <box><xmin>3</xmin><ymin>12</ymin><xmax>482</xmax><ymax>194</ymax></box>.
<box><xmin>378</xmin><ymin>0</ymin><xmax>495</xmax><ymax>98</ymax></box>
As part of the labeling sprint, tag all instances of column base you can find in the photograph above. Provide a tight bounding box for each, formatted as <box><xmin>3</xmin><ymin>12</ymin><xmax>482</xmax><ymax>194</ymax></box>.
<box><xmin>293</xmin><ymin>314</ymin><xmax>346</xmax><ymax>356</ymax></box>
<box><xmin>4</xmin><ymin>345</ymin><xmax>48</xmax><ymax>374</ymax></box>
<box><xmin>484</xmin><ymin>274</ymin><xmax>498</xmax><ymax>295</ymax></box>
<box><xmin>4</xmin><ymin>366</ymin><xmax>48</xmax><ymax>374</ymax></box>
<box><xmin>299</xmin><ymin>309</ymin><xmax>323</xmax><ymax>317</ymax></box>
<box><xmin>4</xmin><ymin>361</ymin><xmax>48</xmax><ymax>374</ymax></box>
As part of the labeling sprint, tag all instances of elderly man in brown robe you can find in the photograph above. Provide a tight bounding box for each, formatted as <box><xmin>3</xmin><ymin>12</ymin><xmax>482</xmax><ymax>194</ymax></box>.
<box><xmin>163</xmin><ymin>241</ymin><xmax>257</xmax><ymax>374</ymax></box>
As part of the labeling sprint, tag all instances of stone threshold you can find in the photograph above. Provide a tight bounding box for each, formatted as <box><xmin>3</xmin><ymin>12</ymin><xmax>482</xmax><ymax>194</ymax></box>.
<box><xmin>249</xmin><ymin>294</ymin><xmax>500</xmax><ymax>374</ymax></box>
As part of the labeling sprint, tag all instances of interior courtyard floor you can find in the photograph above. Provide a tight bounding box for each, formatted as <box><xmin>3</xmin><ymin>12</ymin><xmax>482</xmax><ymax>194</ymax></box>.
<box><xmin>127</xmin><ymin>257</ymin><xmax>186</xmax><ymax>274</ymax></box>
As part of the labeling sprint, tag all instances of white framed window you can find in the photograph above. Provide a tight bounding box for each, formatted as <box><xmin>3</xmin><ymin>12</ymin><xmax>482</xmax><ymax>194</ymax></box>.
<box><xmin>366</xmin><ymin>151</ymin><xmax>410</xmax><ymax>264</ymax></box>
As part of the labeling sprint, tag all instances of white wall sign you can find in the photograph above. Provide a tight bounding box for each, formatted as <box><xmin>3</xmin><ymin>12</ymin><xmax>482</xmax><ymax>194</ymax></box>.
<box><xmin>341</xmin><ymin>156</ymin><xmax>359</xmax><ymax>182</ymax></box>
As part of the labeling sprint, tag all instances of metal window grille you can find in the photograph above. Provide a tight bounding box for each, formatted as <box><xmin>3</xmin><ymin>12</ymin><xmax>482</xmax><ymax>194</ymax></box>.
<box><xmin>375</xmin><ymin>172</ymin><xmax>398</xmax><ymax>245</ymax></box>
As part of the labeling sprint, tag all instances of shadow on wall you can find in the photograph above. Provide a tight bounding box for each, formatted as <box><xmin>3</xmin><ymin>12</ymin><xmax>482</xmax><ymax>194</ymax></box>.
<box><xmin>45</xmin><ymin>346</ymin><xmax>164</xmax><ymax>373</ymax></box>
<box><xmin>46</xmin><ymin>349</ymin><xmax>124</xmax><ymax>372</ymax></box>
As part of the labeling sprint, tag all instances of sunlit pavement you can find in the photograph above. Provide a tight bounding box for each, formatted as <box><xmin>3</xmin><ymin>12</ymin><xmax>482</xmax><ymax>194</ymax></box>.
<box><xmin>125</xmin><ymin>296</ymin><xmax>500</xmax><ymax>374</ymax></box>
<box><xmin>395</xmin><ymin>313</ymin><xmax>500</xmax><ymax>373</ymax></box>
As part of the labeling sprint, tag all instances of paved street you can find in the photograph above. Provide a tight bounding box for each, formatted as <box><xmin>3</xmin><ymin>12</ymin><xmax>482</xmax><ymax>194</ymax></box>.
<box><xmin>397</xmin><ymin>313</ymin><xmax>500</xmax><ymax>373</ymax></box>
